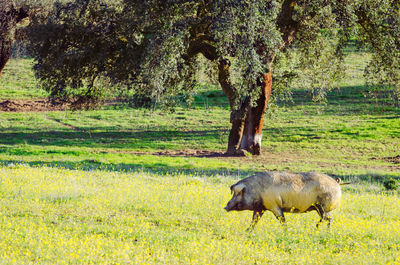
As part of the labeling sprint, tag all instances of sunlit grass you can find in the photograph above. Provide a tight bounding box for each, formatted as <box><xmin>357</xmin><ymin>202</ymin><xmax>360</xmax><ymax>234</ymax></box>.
<box><xmin>0</xmin><ymin>101</ymin><xmax>398</xmax><ymax>178</ymax></box>
<box><xmin>0</xmin><ymin>53</ymin><xmax>399</xmax><ymax>178</ymax></box>
<box><xmin>0</xmin><ymin>165</ymin><xmax>399</xmax><ymax>264</ymax></box>
<box><xmin>0</xmin><ymin>59</ymin><xmax>48</xmax><ymax>99</ymax></box>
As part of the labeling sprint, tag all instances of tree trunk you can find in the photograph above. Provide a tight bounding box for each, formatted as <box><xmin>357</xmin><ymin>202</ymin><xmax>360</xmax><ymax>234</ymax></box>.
<box><xmin>226</xmin><ymin>97</ymin><xmax>250</xmax><ymax>155</ymax></box>
<box><xmin>218</xmin><ymin>58</ymin><xmax>245</xmax><ymax>155</ymax></box>
<box><xmin>190</xmin><ymin>0</ymin><xmax>303</xmax><ymax>156</ymax></box>
<box><xmin>189</xmin><ymin>34</ymin><xmax>275</xmax><ymax>156</ymax></box>
<box><xmin>218</xmin><ymin>57</ymin><xmax>272</xmax><ymax>156</ymax></box>
<box><xmin>0</xmin><ymin>40</ymin><xmax>12</xmax><ymax>77</ymax></box>
<box><xmin>240</xmin><ymin>72</ymin><xmax>272</xmax><ymax>155</ymax></box>
<box><xmin>0</xmin><ymin>5</ymin><xmax>29</xmax><ymax>77</ymax></box>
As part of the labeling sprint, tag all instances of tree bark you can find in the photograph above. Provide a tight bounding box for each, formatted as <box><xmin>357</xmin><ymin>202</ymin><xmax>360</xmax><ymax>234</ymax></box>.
<box><xmin>240</xmin><ymin>72</ymin><xmax>272</xmax><ymax>155</ymax></box>
<box><xmin>0</xmin><ymin>40</ymin><xmax>12</xmax><ymax>77</ymax></box>
<box><xmin>0</xmin><ymin>5</ymin><xmax>29</xmax><ymax>77</ymax></box>
<box><xmin>217</xmin><ymin>57</ymin><xmax>272</xmax><ymax>156</ymax></box>
<box><xmin>217</xmin><ymin>58</ymin><xmax>244</xmax><ymax>155</ymax></box>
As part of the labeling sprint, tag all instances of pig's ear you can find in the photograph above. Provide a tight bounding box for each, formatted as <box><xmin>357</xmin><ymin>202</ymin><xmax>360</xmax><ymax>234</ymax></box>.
<box><xmin>233</xmin><ymin>183</ymin><xmax>246</xmax><ymax>194</ymax></box>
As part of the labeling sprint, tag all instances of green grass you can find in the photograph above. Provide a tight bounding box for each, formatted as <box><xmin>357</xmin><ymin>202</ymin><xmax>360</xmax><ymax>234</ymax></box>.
<box><xmin>0</xmin><ymin>53</ymin><xmax>399</xmax><ymax>264</ymax></box>
<box><xmin>1</xmin><ymin>80</ymin><xmax>398</xmax><ymax>178</ymax></box>
<box><xmin>0</xmin><ymin>102</ymin><xmax>398</xmax><ymax>178</ymax></box>
<box><xmin>0</xmin><ymin>59</ymin><xmax>48</xmax><ymax>99</ymax></box>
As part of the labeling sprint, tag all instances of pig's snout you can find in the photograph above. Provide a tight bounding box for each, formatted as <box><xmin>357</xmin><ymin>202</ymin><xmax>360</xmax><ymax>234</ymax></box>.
<box><xmin>224</xmin><ymin>200</ymin><xmax>235</xmax><ymax>211</ymax></box>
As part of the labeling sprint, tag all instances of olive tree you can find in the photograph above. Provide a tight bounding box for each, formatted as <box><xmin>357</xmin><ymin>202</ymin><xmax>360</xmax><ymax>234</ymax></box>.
<box><xmin>0</xmin><ymin>0</ymin><xmax>54</xmax><ymax>76</ymax></box>
<box><xmin>26</xmin><ymin>0</ymin><xmax>400</xmax><ymax>155</ymax></box>
<box><xmin>0</xmin><ymin>0</ymin><xmax>29</xmax><ymax>75</ymax></box>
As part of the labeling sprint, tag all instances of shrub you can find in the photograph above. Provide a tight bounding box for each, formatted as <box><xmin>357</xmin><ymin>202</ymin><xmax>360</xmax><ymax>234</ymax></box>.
<box><xmin>383</xmin><ymin>177</ymin><xmax>399</xmax><ymax>191</ymax></box>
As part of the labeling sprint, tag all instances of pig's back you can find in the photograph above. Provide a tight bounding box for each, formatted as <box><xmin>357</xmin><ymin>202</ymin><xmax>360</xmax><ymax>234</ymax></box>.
<box><xmin>258</xmin><ymin>172</ymin><xmax>341</xmax><ymax>212</ymax></box>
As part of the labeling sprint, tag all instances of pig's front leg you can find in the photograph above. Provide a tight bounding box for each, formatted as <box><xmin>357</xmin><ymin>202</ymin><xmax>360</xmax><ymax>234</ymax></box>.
<box><xmin>247</xmin><ymin>210</ymin><xmax>265</xmax><ymax>231</ymax></box>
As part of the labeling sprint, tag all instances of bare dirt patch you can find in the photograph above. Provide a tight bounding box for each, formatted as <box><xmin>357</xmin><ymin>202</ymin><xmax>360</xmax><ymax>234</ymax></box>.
<box><xmin>0</xmin><ymin>99</ymin><xmax>69</xmax><ymax>112</ymax></box>
<box><xmin>152</xmin><ymin>149</ymin><xmax>226</xmax><ymax>157</ymax></box>
<box><xmin>101</xmin><ymin>149</ymin><xmax>227</xmax><ymax>158</ymax></box>
<box><xmin>104</xmin><ymin>148</ymin><xmax>301</xmax><ymax>161</ymax></box>
<box><xmin>112</xmin><ymin>149</ymin><xmax>400</xmax><ymax>172</ymax></box>
<box><xmin>0</xmin><ymin>98</ymin><xmax>124</xmax><ymax>112</ymax></box>
<box><xmin>384</xmin><ymin>155</ymin><xmax>400</xmax><ymax>164</ymax></box>
<box><xmin>101</xmin><ymin>148</ymin><xmax>302</xmax><ymax>165</ymax></box>
<box><xmin>371</xmin><ymin>155</ymin><xmax>400</xmax><ymax>165</ymax></box>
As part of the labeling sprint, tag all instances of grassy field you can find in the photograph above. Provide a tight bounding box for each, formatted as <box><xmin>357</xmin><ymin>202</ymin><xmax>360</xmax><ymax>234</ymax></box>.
<box><xmin>0</xmin><ymin>59</ymin><xmax>48</xmax><ymax>99</ymax></box>
<box><xmin>0</xmin><ymin>56</ymin><xmax>398</xmax><ymax>178</ymax></box>
<box><xmin>0</xmin><ymin>166</ymin><xmax>399</xmax><ymax>264</ymax></box>
<box><xmin>0</xmin><ymin>53</ymin><xmax>399</xmax><ymax>264</ymax></box>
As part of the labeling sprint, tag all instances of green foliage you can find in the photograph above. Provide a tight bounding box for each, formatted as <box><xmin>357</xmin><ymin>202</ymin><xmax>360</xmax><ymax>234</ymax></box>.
<box><xmin>210</xmin><ymin>0</ymin><xmax>282</xmax><ymax>107</ymax></box>
<box><xmin>0</xmin><ymin>0</ymin><xmax>53</xmax><ymax>46</ymax></box>
<box><xmin>25</xmin><ymin>0</ymin><xmax>400</xmax><ymax>109</ymax></box>
<box><xmin>355</xmin><ymin>0</ymin><xmax>400</xmax><ymax>106</ymax></box>
<box><xmin>26</xmin><ymin>0</ymin><xmax>132</xmax><ymax>107</ymax></box>
<box><xmin>383</xmin><ymin>177</ymin><xmax>399</xmax><ymax>191</ymax></box>
<box><xmin>332</xmin><ymin>0</ymin><xmax>400</xmax><ymax>106</ymax></box>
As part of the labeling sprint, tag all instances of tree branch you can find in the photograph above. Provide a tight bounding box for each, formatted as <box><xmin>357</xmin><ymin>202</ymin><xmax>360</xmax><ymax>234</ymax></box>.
<box><xmin>277</xmin><ymin>0</ymin><xmax>299</xmax><ymax>49</ymax></box>
<box><xmin>186</xmin><ymin>34</ymin><xmax>217</xmax><ymax>61</ymax></box>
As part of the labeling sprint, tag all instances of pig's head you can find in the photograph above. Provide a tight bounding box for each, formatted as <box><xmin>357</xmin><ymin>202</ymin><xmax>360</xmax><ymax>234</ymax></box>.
<box><xmin>224</xmin><ymin>183</ymin><xmax>254</xmax><ymax>212</ymax></box>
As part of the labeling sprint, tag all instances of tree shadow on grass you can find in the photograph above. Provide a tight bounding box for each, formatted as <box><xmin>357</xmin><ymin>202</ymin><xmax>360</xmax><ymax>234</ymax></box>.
<box><xmin>1</xmin><ymin>158</ymin><xmax>398</xmax><ymax>185</ymax></box>
<box><xmin>0</xmin><ymin>159</ymin><xmax>257</xmax><ymax>179</ymax></box>
<box><xmin>1</xmin><ymin>123</ymin><xmax>382</xmax><ymax>153</ymax></box>
<box><xmin>284</xmin><ymin>85</ymin><xmax>400</xmax><ymax>115</ymax></box>
<box><xmin>329</xmin><ymin>173</ymin><xmax>400</xmax><ymax>183</ymax></box>
<box><xmin>0</xmin><ymin>129</ymin><xmax>224</xmax><ymax>150</ymax></box>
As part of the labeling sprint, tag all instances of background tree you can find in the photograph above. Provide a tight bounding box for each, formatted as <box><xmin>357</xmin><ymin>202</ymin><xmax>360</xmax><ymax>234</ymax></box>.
<box><xmin>0</xmin><ymin>0</ymin><xmax>54</xmax><ymax>76</ymax></box>
<box><xmin>354</xmin><ymin>0</ymin><xmax>400</xmax><ymax>105</ymax></box>
<box><xmin>0</xmin><ymin>0</ymin><xmax>29</xmax><ymax>76</ymax></box>
<box><xmin>26</xmin><ymin>0</ymin><xmax>400</xmax><ymax>155</ymax></box>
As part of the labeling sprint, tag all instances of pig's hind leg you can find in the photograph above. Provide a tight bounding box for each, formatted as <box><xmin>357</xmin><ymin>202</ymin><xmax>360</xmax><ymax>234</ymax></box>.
<box><xmin>324</xmin><ymin>212</ymin><xmax>333</xmax><ymax>228</ymax></box>
<box><xmin>271</xmin><ymin>207</ymin><xmax>286</xmax><ymax>224</ymax></box>
<box><xmin>315</xmin><ymin>204</ymin><xmax>332</xmax><ymax>228</ymax></box>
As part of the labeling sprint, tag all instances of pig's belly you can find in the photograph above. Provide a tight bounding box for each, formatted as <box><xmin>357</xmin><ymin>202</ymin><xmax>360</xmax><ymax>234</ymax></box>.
<box><xmin>278</xmin><ymin>191</ymin><xmax>318</xmax><ymax>213</ymax></box>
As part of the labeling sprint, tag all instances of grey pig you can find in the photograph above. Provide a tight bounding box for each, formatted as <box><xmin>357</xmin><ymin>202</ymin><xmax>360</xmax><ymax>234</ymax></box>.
<box><xmin>224</xmin><ymin>171</ymin><xmax>347</xmax><ymax>229</ymax></box>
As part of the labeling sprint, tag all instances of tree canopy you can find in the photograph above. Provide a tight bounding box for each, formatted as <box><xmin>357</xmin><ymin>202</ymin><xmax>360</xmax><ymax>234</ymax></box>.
<box><xmin>21</xmin><ymin>0</ymin><xmax>400</xmax><ymax>154</ymax></box>
<box><xmin>0</xmin><ymin>0</ymin><xmax>54</xmax><ymax>76</ymax></box>
<box><xmin>0</xmin><ymin>0</ymin><xmax>29</xmax><ymax>75</ymax></box>
<box><xmin>26</xmin><ymin>0</ymin><xmax>400</xmax><ymax>107</ymax></box>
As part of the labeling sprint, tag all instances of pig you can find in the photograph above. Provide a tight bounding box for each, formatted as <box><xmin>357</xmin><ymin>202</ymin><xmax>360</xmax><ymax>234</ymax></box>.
<box><xmin>224</xmin><ymin>171</ymin><xmax>346</xmax><ymax>229</ymax></box>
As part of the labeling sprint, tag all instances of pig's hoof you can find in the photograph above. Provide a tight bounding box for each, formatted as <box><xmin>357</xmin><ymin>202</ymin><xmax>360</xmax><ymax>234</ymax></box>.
<box><xmin>246</xmin><ymin>227</ymin><xmax>254</xmax><ymax>232</ymax></box>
